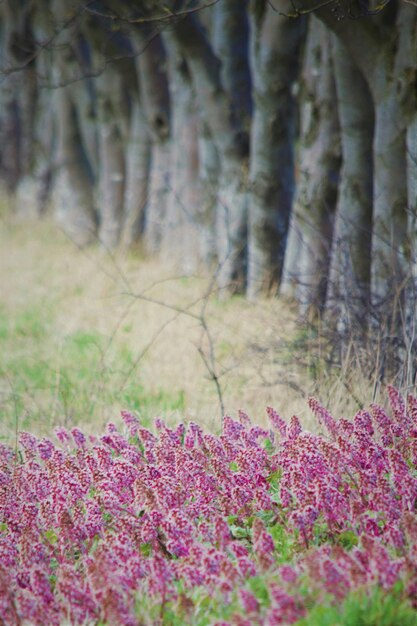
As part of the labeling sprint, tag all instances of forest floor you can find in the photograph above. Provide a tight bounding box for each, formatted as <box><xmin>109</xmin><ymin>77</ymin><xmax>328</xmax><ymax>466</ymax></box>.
<box><xmin>0</xmin><ymin>206</ymin><xmax>380</xmax><ymax>445</ymax></box>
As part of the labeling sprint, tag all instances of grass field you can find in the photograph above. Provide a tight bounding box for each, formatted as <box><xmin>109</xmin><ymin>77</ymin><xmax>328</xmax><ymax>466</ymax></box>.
<box><xmin>0</xmin><ymin>206</ymin><xmax>380</xmax><ymax>446</ymax></box>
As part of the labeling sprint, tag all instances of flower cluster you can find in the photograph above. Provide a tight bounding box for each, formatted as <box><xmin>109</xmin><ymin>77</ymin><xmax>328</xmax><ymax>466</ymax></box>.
<box><xmin>1</xmin><ymin>386</ymin><xmax>417</xmax><ymax>624</ymax></box>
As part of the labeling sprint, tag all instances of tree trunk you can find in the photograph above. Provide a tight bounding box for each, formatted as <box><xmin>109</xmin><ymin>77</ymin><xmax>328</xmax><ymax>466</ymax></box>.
<box><xmin>292</xmin><ymin>0</ymin><xmax>414</xmax><ymax>376</ymax></box>
<box><xmin>133</xmin><ymin>28</ymin><xmax>171</xmax><ymax>255</ymax></box>
<box><xmin>247</xmin><ymin>1</ymin><xmax>305</xmax><ymax>298</ymax></box>
<box><xmin>48</xmin><ymin>0</ymin><xmax>97</xmax><ymax>245</ymax></box>
<box><xmin>13</xmin><ymin>65</ymin><xmax>38</xmax><ymax>215</ymax></box>
<box><xmin>161</xmin><ymin>36</ymin><xmax>202</xmax><ymax>273</ymax></box>
<box><xmin>31</xmin><ymin>87</ymin><xmax>55</xmax><ymax>215</ymax></box>
<box><xmin>397</xmin><ymin>7</ymin><xmax>417</xmax><ymax>382</ymax></box>
<box><xmin>52</xmin><ymin>87</ymin><xmax>97</xmax><ymax>246</ymax></box>
<box><xmin>212</xmin><ymin>0</ymin><xmax>252</xmax><ymax>134</ymax></box>
<box><xmin>0</xmin><ymin>0</ymin><xmax>34</xmax><ymax>195</ymax></box>
<box><xmin>280</xmin><ymin>16</ymin><xmax>340</xmax><ymax>316</ymax></box>
<box><xmin>120</xmin><ymin>98</ymin><xmax>150</xmax><ymax>248</ymax></box>
<box><xmin>95</xmin><ymin>67</ymin><xmax>127</xmax><ymax>249</ymax></box>
<box><xmin>366</xmin><ymin>8</ymin><xmax>413</xmax><ymax>366</ymax></box>
<box><xmin>405</xmin><ymin>116</ymin><xmax>417</xmax><ymax>382</ymax></box>
<box><xmin>302</xmin><ymin>2</ymin><xmax>409</xmax><ymax>312</ymax></box>
<box><xmin>325</xmin><ymin>36</ymin><xmax>374</xmax><ymax>336</ymax></box>
<box><xmin>169</xmin><ymin>11</ymin><xmax>249</xmax><ymax>291</ymax></box>
<box><xmin>28</xmin><ymin>1</ymin><xmax>58</xmax><ymax>214</ymax></box>
<box><xmin>0</xmin><ymin>73</ymin><xmax>21</xmax><ymax>194</ymax></box>
<box><xmin>197</xmin><ymin>123</ymin><xmax>220</xmax><ymax>267</ymax></box>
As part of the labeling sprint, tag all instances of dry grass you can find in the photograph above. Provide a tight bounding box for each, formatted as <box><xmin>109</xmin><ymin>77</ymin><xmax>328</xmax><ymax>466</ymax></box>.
<box><xmin>0</xmin><ymin>206</ymin><xmax>380</xmax><ymax>444</ymax></box>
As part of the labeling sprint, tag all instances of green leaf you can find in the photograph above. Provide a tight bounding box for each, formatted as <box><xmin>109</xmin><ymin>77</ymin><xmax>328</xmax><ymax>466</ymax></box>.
<box><xmin>263</xmin><ymin>438</ymin><xmax>275</xmax><ymax>454</ymax></box>
<box><xmin>45</xmin><ymin>529</ymin><xmax>58</xmax><ymax>545</ymax></box>
<box><xmin>140</xmin><ymin>542</ymin><xmax>152</xmax><ymax>557</ymax></box>
<box><xmin>337</xmin><ymin>530</ymin><xmax>359</xmax><ymax>549</ymax></box>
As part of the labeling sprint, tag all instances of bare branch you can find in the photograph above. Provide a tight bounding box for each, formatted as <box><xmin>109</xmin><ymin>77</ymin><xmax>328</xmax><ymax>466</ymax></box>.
<box><xmin>0</xmin><ymin>3</ymin><xmax>90</xmax><ymax>77</ymax></box>
<box><xmin>84</xmin><ymin>0</ymin><xmax>222</xmax><ymax>25</ymax></box>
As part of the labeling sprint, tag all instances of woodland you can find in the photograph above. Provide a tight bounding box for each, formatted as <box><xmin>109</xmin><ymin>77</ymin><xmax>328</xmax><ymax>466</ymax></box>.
<box><xmin>1</xmin><ymin>0</ymin><xmax>416</xmax><ymax>379</ymax></box>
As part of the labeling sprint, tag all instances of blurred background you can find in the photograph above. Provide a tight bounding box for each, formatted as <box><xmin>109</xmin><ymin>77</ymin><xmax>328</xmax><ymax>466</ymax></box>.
<box><xmin>0</xmin><ymin>0</ymin><xmax>415</xmax><ymax>443</ymax></box>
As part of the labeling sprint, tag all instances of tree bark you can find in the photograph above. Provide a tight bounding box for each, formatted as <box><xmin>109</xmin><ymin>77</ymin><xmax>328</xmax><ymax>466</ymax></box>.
<box><xmin>161</xmin><ymin>35</ymin><xmax>202</xmax><ymax>273</ymax></box>
<box><xmin>197</xmin><ymin>123</ymin><xmax>220</xmax><ymax>267</ymax></box>
<box><xmin>325</xmin><ymin>35</ymin><xmax>374</xmax><ymax>335</ymax></box>
<box><xmin>120</xmin><ymin>98</ymin><xmax>150</xmax><ymax>248</ymax></box>
<box><xmin>52</xmin><ymin>87</ymin><xmax>97</xmax><ymax>246</ymax></box>
<box><xmin>280</xmin><ymin>16</ymin><xmax>340</xmax><ymax>316</ymax></box>
<box><xmin>95</xmin><ymin>66</ymin><xmax>127</xmax><ymax>249</ymax></box>
<box><xmin>133</xmin><ymin>28</ymin><xmax>171</xmax><ymax>254</ymax></box>
<box><xmin>0</xmin><ymin>0</ymin><xmax>35</xmax><ymax>195</ymax></box>
<box><xmin>399</xmin><ymin>8</ymin><xmax>417</xmax><ymax>381</ymax></box>
<box><xmin>49</xmin><ymin>0</ymin><xmax>97</xmax><ymax>245</ymax></box>
<box><xmin>0</xmin><ymin>73</ymin><xmax>21</xmax><ymax>194</ymax></box>
<box><xmin>28</xmin><ymin>0</ymin><xmax>57</xmax><ymax>214</ymax></box>
<box><xmin>247</xmin><ymin>0</ymin><xmax>305</xmax><ymax>298</ymax></box>
<box><xmin>168</xmin><ymin>10</ymin><xmax>249</xmax><ymax>291</ymax></box>
<box><xmin>212</xmin><ymin>0</ymin><xmax>252</xmax><ymax>135</ymax></box>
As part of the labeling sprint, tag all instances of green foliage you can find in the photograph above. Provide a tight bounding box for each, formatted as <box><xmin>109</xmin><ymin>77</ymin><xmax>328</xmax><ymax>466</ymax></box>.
<box><xmin>296</xmin><ymin>585</ymin><xmax>417</xmax><ymax>626</ymax></box>
<box><xmin>135</xmin><ymin>585</ymin><xmax>238</xmax><ymax>626</ymax></box>
<box><xmin>269</xmin><ymin>521</ymin><xmax>297</xmax><ymax>562</ymax></box>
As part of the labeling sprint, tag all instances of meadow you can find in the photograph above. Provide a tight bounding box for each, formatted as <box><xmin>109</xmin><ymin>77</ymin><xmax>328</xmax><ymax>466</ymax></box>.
<box><xmin>1</xmin><ymin>211</ymin><xmax>416</xmax><ymax>625</ymax></box>
<box><xmin>0</xmin><ymin>211</ymin><xmax>375</xmax><ymax>446</ymax></box>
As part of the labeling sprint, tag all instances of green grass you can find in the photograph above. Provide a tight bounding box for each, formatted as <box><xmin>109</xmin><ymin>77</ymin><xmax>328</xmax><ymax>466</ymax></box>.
<box><xmin>0</xmin><ymin>302</ymin><xmax>186</xmax><ymax>444</ymax></box>
<box><xmin>296</xmin><ymin>584</ymin><xmax>417</xmax><ymax>626</ymax></box>
<box><xmin>126</xmin><ymin>577</ymin><xmax>417</xmax><ymax>625</ymax></box>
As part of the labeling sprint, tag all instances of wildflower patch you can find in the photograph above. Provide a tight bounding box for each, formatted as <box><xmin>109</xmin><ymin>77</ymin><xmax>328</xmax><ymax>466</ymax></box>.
<box><xmin>1</xmin><ymin>387</ymin><xmax>417</xmax><ymax>624</ymax></box>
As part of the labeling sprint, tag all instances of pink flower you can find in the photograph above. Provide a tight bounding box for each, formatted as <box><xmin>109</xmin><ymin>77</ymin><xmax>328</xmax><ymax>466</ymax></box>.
<box><xmin>71</xmin><ymin>428</ymin><xmax>86</xmax><ymax>449</ymax></box>
<box><xmin>239</xmin><ymin>589</ymin><xmax>259</xmax><ymax>613</ymax></box>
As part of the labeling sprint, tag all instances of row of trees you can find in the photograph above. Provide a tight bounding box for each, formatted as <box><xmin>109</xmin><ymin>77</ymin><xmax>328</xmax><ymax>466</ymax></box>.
<box><xmin>1</xmin><ymin>0</ymin><xmax>416</xmax><ymax>375</ymax></box>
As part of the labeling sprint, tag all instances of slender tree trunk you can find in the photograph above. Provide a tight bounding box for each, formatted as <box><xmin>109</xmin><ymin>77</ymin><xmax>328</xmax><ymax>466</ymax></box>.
<box><xmin>367</xmin><ymin>8</ymin><xmax>411</xmax><ymax>378</ymax></box>
<box><xmin>198</xmin><ymin>124</ymin><xmax>220</xmax><ymax>267</ymax></box>
<box><xmin>14</xmin><ymin>65</ymin><xmax>38</xmax><ymax>215</ymax></box>
<box><xmin>212</xmin><ymin>0</ymin><xmax>252</xmax><ymax>134</ymax></box>
<box><xmin>1</xmin><ymin>0</ymin><xmax>37</xmax><ymax>188</ymax></box>
<box><xmin>28</xmin><ymin>1</ymin><xmax>57</xmax><ymax>214</ymax></box>
<box><xmin>97</xmin><ymin>121</ymin><xmax>125</xmax><ymax>249</ymax></box>
<box><xmin>133</xmin><ymin>29</ymin><xmax>171</xmax><ymax>254</ymax></box>
<box><xmin>47</xmin><ymin>0</ymin><xmax>97</xmax><ymax>244</ymax></box>
<box><xmin>247</xmin><ymin>1</ymin><xmax>304</xmax><ymax>298</ymax></box>
<box><xmin>371</xmin><ymin>94</ymin><xmax>407</xmax><ymax>308</ymax></box>
<box><xmin>397</xmin><ymin>8</ymin><xmax>417</xmax><ymax>382</ymax></box>
<box><xmin>325</xmin><ymin>36</ymin><xmax>374</xmax><ymax>335</ymax></box>
<box><xmin>52</xmin><ymin>87</ymin><xmax>97</xmax><ymax>246</ymax></box>
<box><xmin>408</xmin><ymin>119</ymin><xmax>417</xmax><ymax>272</ymax></box>
<box><xmin>0</xmin><ymin>73</ymin><xmax>21</xmax><ymax>194</ymax></box>
<box><xmin>280</xmin><ymin>17</ymin><xmax>340</xmax><ymax>316</ymax></box>
<box><xmin>0</xmin><ymin>2</ymin><xmax>29</xmax><ymax>195</ymax></box>
<box><xmin>161</xmin><ymin>37</ymin><xmax>202</xmax><ymax>273</ymax></box>
<box><xmin>405</xmin><ymin>117</ymin><xmax>417</xmax><ymax>382</ymax></box>
<box><xmin>31</xmin><ymin>87</ymin><xmax>55</xmax><ymax>214</ymax></box>
<box><xmin>191</xmin><ymin>6</ymin><xmax>219</xmax><ymax>268</ymax></box>
<box><xmin>95</xmin><ymin>67</ymin><xmax>127</xmax><ymax>249</ymax></box>
<box><xmin>212</xmin><ymin>1</ymin><xmax>251</xmax><ymax>291</ymax></box>
<box><xmin>121</xmin><ymin>98</ymin><xmax>150</xmax><ymax>248</ymax></box>
<box><xmin>75</xmin><ymin>76</ymin><xmax>99</xmax><ymax>185</ymax></box>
